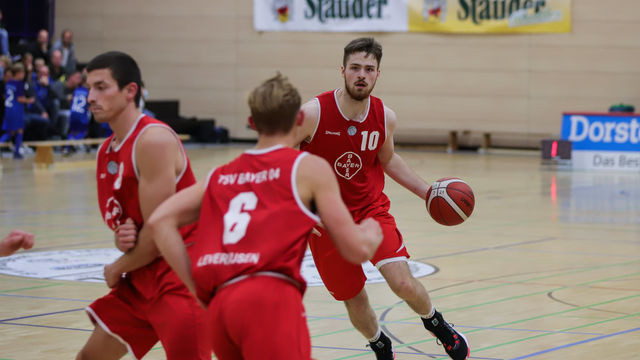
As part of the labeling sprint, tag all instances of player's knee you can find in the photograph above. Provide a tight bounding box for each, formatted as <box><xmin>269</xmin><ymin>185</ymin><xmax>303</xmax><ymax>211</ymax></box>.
<box><xmin>389</xmin><ymin>278</ymin><xmax>418</xmax><ymax>300</ymax></box>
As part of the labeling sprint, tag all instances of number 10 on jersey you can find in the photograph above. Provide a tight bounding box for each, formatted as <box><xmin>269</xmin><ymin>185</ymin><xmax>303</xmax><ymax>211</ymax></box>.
<box><xmin>360</xmin><ymin>131</ymin><xmax>380</xmax><ymax>151</ymax></box>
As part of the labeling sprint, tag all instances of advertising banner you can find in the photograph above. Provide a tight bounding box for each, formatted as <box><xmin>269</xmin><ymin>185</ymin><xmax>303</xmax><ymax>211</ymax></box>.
<box><xmin>254</xmin><ymin>0</ymin><xmax>571</xmax><ymax>33</ymax></box>
<box><xmin>254</xmin><ymin>0</ymin><xmax>408</xmax><ymax>32</ymax></box>
<box><xmin>561</xmin><ymin>113</ymin><xmax>640</xmax><ymax>172</ymax></box>
<box><xmin>409</xmin><ymin>0</ymin><xmax>571</xmax><ymax>33</ymax></box>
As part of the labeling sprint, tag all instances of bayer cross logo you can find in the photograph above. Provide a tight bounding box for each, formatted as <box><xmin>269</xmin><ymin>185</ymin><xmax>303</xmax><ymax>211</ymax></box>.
<box><xmin>334</xmin><ymin>152</ymin><xmax>362</xmax><ymax>180</ymax></box>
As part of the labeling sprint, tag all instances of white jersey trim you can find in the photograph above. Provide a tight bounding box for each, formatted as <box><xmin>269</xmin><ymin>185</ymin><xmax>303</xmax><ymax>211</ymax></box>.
<box><xmin>107</xmin><ymin>113</ymin><xmax>145</xmax><ymax>154</ymax></box>
<box><xmin>374</xmin><ymin>256</ymin><xmax>408</xmax><ymax>269</ymax></box>
<box><xmin>85</xmin><ymin>306</ymin><xmax>138</xmax><ymax>360</ymax></box>
<box><xmin>307</xmin><ymin>97</ymin><xmax>321</xmax><ymax>144</ymax></box>
<box><xmin>204</xmin><ymin>167</ymin><xmax>218</xmax><ymax>188</ymax></box>
<box><xmin>334</xmin><ymin>88</ymin><xmax>370</xmax><ymax>123</ymax></box>
<box><xmin>382</xmin><ymin>102</ymin><xmax>388</xmax><ymax>141</ymax></box>
<box><xmin>291</xmin><ymin>152</ymin><xmax>321</xmax><ymax>223</ymax></box>
<box><xmin>132</xmin><ymin>124</ymin><xmax>188</xmax><ymax>185</ymax></box>
<box><xmin>244</xmin><ymin>144</ymin><xmax>284</xmax><ymax>155</ymax></box>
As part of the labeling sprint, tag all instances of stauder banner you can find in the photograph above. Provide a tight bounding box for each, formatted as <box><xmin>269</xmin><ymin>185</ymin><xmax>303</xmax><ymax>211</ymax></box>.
<box><xmin>254</xmin><ymin>0</ymin><xmax>571</xmax><ymax>34</ymax></box>
<box><xmin>409</xmin><ymin>0</ymin><xmax>572</xmax><ymax>33</ymax></box>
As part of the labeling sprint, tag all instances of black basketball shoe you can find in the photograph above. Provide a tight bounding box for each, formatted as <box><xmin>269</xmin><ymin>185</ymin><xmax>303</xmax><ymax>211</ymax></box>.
<box><xmin>422</xmin><ymin>310</ymin><xmax>470</xmax><ymax>360</ymax></box>
<box><xmin>368</xmin><ymin>331</ymin><xmax>395</xmax><ymax>360</ymax></box>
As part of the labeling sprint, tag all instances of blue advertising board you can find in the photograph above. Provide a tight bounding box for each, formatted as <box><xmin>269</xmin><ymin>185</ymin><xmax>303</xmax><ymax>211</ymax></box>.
<box><xmin>561</xmin><ymin>113</ymin><xmax>640</xmax><ymax>171</ymax></box>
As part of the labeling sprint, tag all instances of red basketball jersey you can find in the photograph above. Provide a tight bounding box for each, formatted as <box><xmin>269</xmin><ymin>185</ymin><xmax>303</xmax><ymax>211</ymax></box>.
<box><xmin>96</xmin><ymin>115</ymin><xmax>197</xmax><ymax>291</ymax></box>
<box><xmin>300</xmin><ymin>90</ymin><xmax>389</xmax><ymax>215</ymax></box>
<box><xmin>191</xmin><ymin>145</ymin><xmax>320</xmax><ymax>304</ymax></box>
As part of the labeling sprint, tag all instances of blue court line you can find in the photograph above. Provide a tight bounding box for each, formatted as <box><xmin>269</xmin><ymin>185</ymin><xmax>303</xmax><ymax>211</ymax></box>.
<box><xmin>0</xmin><ymin>321</ymin><xmax>91</xmax><ymax>332</ymax></box>
<box><xmin>509</xmin><ymin>327</ymin><xmax>640</xmax><ymax>360</ymax></box>
<box><xmin>312</xmin><ymin>345</ymin><xmax>503</xmax><ymax>360</ymax></box>
<box><xmin>0</xmin><ymin>293</ymin><xmax>92</xmax><ymax>302</ymax></box>
<box><xmin>307</xmin><ymin>316</ymin><xmax>604</xmax><ymax>336</ymax></box>
<box><xmin>0</xmin><ymin>308</ymin><xmax>85</xmax><ymax>322</ymax></box>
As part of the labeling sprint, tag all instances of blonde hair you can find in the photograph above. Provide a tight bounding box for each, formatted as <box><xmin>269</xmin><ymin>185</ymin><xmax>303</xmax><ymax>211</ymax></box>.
<box><xmin>248</xmin><ymin>73</ymin><xmax>301</xmax><ymax>135</ymax></box>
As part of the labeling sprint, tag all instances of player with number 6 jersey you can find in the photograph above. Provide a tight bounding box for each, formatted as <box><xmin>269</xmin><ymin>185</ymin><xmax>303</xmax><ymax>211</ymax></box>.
<box><xmin>143</xmin><ymin>73</ymin><xmax>383</xmax><ymax>359</ymax></box>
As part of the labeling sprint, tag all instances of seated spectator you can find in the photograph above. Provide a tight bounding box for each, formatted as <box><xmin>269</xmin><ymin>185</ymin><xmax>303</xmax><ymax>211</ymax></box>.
<box><xmin>50</xmin><ymin>69</ymin><xmax>82</xmax><ymax>138</ymax></box>
<box><xmin>0</xmin><ymin>10</ymin><xmax>9</xmax><ymax>57</ymax></box>
<box><xmin>33</xmin><ymin>58</ymin><xmax>47</xmax><ymax>82</ymax></box>
<box><xmin>22</xmin><ymin>52</ymin><xmax>35</xmax><ymax>82</ymax></box>
<box><xmin>28</xmin><ymin>29</ymin><xmax>50</xmax><ymax>65</ymax></box>
<box><xmin>31</xmin><ymin>65</ymin><xmax>62</xmax><ymax>136</ymax></box>
<box><xmin>22</xmin><ymin>65</ymin><xmax>50</xmax><ymax>141</ymax></box>
<box><xmin>0</xmin><ymin>64</ymin><xmax>33</xmax><ymax>159</ymax></box>
<box><xmin>52</xmin><ymin>29</ymin><xmax>77</xmax><ymax>76</ymax></box>
<box><xmin>0</xmin><ymin>54</ymin><xmax>10</xmax><ymax>88</ymax></box>
<box><xmin>49</xmin><ymin>49</ymin><xmax>67</xmax><ymax>83</ymax></box>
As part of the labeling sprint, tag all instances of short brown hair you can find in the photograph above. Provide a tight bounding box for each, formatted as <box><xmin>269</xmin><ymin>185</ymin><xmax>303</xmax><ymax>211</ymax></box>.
<box><xmin>343</xmin><ymin>37</ymin><xmax>382</xmax><ymax>68</ymax></box>
<box><xmin>248</xmin><ymin>73</ymin><xmax>301</xmax><ymax>135</ymax></box>
<box><xmin>10</xmin><ymin>63</ymin><xmax>25</xmax><ymax>75</ymax></box>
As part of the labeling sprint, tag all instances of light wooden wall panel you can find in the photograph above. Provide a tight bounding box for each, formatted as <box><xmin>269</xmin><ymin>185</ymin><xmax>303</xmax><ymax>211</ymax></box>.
<box><xmin>54</xmin><ymin>1</ymin><xmax>640</xmax><ymax>145</ymax></box>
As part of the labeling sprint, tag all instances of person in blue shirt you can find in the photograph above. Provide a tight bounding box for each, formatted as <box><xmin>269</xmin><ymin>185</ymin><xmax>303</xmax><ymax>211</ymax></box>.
<box><xmin>0</xmin><ymin>64</ymin><xmax>33</xmax><ymax>159</ymax></box>
<box><xmin>67</xmin><ymin>72</ymin><xmax>90</xmax><ymax>140</ymax></box>
<box><xmin>62</xmin><ymin>72</ymin><xmax>90</xmax><ymax>155</ymax></box>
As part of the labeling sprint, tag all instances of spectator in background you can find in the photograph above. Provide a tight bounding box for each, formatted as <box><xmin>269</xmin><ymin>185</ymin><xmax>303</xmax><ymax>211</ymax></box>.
<box><xmin>0</xmin><ymin>64</ymin><xmax>33</xmax><ymax>159</ymax></box>
<box><xmin>23</xmin><ymin>64</ymin><xmax>51</xmax><ymax>141</ymax></box>
<box><xmin>32</xmin><ymin>65</ymin><xmax>62</xmax><ymax>136</ymax></box>
<box><xmin>52</xmin><ymin>29</ymin><xmax>77</xmax><ymax>76</ymax></box>
<box><xmin>0</xmin><ymin>10</ymin><xmax>10</xmax><ymax>57</ymax></box>
<box><xmin>50</xmin><ymin>49</ymin><xmax>67</xmax><ymax>82</ymax></box>
<box><xmin>28</xmin><ymin>29</ymin><xmax>50</xmax><ymax>65</ymax></box>
<box><xmin>51</xmin><ymin>69</ymin><xmax>83</xmax><ymax>138</ymax></box>
<box><xmin>0</xmin><ymin>54</ymin><xmax>10</xmax><ymax>88</ymax></box>
<box><xmin>33</xmin><ymin>58</ymin><xmax>47</xmax><ymax>82</ymax></box>
<box><xmin>22</xmin><ymin>52</ymin><xmax>35</xmax><ymax>82</ymax></box>
<box><xmin>66</xmin><ymin>71</ymin><xmax>89</xmax><ymax>143</ymax></box>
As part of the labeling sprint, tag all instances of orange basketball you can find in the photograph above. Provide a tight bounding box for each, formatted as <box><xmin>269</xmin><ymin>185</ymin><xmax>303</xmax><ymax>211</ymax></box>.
<box><xmin>426</xmin><ymin>177</ymin><xmax>475</xmax><ymax>226</ymax></box>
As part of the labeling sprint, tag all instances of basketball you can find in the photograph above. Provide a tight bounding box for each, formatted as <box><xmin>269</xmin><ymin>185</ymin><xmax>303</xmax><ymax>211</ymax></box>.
<box><xmin>426</xmin><ymin>177</ymin><xmax>475</xmax><ymax>226</ymax></box>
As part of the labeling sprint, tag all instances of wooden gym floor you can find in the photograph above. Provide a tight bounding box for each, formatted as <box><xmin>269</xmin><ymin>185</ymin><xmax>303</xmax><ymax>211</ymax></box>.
<box><xmin>0</xmin><ymin>144</ymin><xmax>638</xmax><ymax>359</ymax></box>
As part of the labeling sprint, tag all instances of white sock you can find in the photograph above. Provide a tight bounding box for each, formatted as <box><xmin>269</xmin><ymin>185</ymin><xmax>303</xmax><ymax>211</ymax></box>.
<box><xmin>420</xmin><ymin>306</ymin><xmax>436</xmax><ymax>319</ymax></box>
<box><xmin>368</xmin><ymin>327</ymin><xmax>382</xmax><ymax>342</ymax></box>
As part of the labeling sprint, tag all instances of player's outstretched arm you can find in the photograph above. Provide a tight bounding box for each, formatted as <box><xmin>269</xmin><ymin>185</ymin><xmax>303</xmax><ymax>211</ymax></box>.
<box><xmin>378</xmin><ymin>107</ymin><xmax>430</xmax><ymax>200</ymax></box>
<box><xmin>0</xmin><ymin>230</ymin><xmax>34</xmax><ymax>257</ymax></box>
<box><xmin>146</xmin><ymin>180</ymin><xmax>207</xmax><ymax>298</ymax></box>
<box><xmin>297</xmin><ymin>155</ymin><xmax>382</xmax><ymax>263</ymax></box>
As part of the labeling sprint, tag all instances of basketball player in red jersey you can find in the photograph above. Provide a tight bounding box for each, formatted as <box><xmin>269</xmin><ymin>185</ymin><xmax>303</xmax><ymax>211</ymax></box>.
<box><xmin>75</xmin><ymin>52</ymin><xmax>209</xmax><ymax>360</ymax></box>
<box><xmin>134</xmin><ymin>73</ymin><xmax>383</xmax><ymax>359</ymax></box>
<box><xmin>296</xmin><ymin>38</ymin><xmax>470</xmax><ymax>360</ymax></box>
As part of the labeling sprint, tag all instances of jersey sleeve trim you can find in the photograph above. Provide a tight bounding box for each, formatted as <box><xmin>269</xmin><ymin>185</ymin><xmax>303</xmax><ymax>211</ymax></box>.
<box><xmin>112</xmin><ymin>113</ymin><xmax>145</xmax><ymax>153</ymax></box>
<box><xmin>307</xmin><ymin>97</ymin><xmax>321</xmax><ymax>144</ymax></box>
<box><xmin>132</xmin><ymin>123</ymin><xmax>187</xmax><ymax>185</ymax></box>
<box><xmin>204</xmin><ymin>167</ymin><xmax>218</xmax><ymax>188</ymax></box>
<box><xmin>291</xmin><ymin>152</ymin><xmax>321</xmax><ymax>224</ymax></box>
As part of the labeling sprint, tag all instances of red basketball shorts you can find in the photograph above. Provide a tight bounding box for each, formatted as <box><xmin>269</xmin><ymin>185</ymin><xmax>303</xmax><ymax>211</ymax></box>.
<box><xmin>86</xmin><ymin>261</ymin><xmax>210</xmax><ymax>359</ymax></box>
<box><xmin>308</xmin><ymin>210</ymin><xmax>410</xmax><ymax>301</ymax></box>
<box><xmin>208</xmin><ymin>275</ymin><xmax>311</xmax><ymax>360</ymax></box>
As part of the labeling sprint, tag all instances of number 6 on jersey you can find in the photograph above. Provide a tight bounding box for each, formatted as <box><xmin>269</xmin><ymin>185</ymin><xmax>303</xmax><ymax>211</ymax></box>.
<box><xmin>223</xmin><ymin>192</ymin><xmax>258</xmax><ymax>244</ymax></box>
